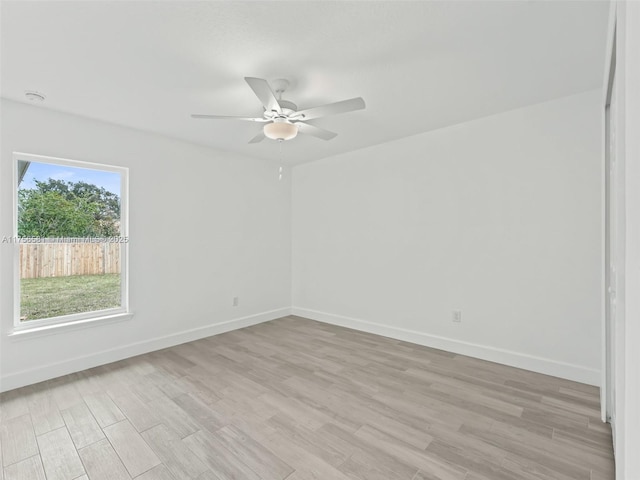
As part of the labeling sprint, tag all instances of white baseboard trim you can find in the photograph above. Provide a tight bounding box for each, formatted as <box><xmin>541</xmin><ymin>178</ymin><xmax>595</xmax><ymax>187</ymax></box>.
<box><xmin>292</xmin><ymin>307</ymin><xmax>600</xmax><ymax>386</ymax></box>
<box><xmin>0</xmin><ymin>307</ymin><xmax>291</xmax><ymax>392</ymax></box>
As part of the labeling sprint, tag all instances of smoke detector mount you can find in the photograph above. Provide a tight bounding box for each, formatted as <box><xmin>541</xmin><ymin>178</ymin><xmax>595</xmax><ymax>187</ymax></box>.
<box><xmin>25</xmin><ymin>91</ymin><xmax>46</xmax><ymax>102</ymax></box>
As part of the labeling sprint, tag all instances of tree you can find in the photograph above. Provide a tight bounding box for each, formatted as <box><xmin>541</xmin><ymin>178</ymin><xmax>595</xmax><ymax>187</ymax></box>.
<box><xmin>18</xmin><ymin>179</ymin><xmax>120</xmax><ymax>237</ymax></box>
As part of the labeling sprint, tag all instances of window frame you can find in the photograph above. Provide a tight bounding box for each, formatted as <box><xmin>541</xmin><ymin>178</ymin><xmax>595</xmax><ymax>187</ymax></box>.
<box><xmin>12</xmin><ymin>152</ymin><xmax>130</xmax><ymax>332</ymax></box>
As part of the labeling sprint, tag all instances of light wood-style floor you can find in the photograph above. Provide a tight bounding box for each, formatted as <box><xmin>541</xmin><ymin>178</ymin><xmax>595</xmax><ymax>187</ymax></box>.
<box><xmin>0</xmin><ymin>316</ymin><xmax>614</xmax><ymax>480</ymax></box>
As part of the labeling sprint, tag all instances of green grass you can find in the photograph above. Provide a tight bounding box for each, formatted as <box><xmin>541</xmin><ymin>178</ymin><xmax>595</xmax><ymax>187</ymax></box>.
<box><xmin>20</xmin><ymin>274</ymin><xmax>121</xmax><ymax>321</ymax></box>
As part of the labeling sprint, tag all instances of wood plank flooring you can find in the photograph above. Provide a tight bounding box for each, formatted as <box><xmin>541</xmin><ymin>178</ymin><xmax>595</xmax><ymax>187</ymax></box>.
<box><xmin>0</xmin><ymin>316</ymin><xmax>614</xmax><ymax>480</ymax></box>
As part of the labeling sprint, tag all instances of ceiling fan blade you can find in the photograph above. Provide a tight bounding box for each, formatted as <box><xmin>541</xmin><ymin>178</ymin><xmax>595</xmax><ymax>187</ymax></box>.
<box><xmin>290</xmin><ymin>97</ymin><xmax>365</xmax><ymax>121</ymax></box>
<box><xmin>244</xmin><ymin>77</ymin><xmax>282</xmax><ymax>114</ymax></box>
<box><xmin>295</xmin><ymin>122</ymin><xmax>338</xmax><ymax>141</ymax></box>
<box><xmin>191</xmin><ymin>114</ymin><xmax>267</xmax><ymax>122</ymax></box>
<box><xmin>248</xmin><ymin>131</ymin><xmax>266</xmax><ymax>144</ymax></box>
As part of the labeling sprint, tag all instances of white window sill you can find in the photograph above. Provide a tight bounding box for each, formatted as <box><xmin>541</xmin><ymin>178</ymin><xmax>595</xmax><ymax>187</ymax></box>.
<box><xmin>8</xmin><ymin>312</ymin><xmax>134</xmax><ymax>341</ymax></box>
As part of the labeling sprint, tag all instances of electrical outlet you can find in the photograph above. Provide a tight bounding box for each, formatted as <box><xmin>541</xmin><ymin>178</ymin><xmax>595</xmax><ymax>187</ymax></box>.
<box><xmin>452</xmin><ymin>310</ymin><xmax>462</xmax><ymax>323</ymax></box>
<box><xmin>233</xmin><ymin>296</ymin><xmax>239</xmax><ymax>307</ymax></box>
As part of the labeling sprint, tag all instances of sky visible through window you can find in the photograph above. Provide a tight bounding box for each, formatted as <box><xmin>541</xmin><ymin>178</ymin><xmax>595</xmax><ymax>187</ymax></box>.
<box><xmin>21</xmin><ymin>161</ymin><xmax>120</xmax><ymax>194</ymax></box>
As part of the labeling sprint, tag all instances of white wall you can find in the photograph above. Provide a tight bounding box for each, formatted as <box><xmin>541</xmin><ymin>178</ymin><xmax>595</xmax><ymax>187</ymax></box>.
<box><xmin>292</xmin><ymin>90</ymin><xmax>602</xmax><ymax>385</ymax></box>
<box><xmin>0</xmin><ymin>99</ymin><xmax>292</xmax><ymax>391</ymax></box>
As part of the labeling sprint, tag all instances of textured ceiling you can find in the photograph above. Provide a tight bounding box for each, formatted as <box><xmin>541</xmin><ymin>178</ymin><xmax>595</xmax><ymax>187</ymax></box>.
<box><xmin>1</xmin><ymin>1</ymin><xmax>609</xmax><ymax>164</ymax></box>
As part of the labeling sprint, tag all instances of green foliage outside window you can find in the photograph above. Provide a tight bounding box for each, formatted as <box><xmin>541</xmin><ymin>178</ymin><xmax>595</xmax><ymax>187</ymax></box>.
<box><xmin>18</xmin><ymin>179</ymin><xmax>120</xmax><ymax>237</ymax></box>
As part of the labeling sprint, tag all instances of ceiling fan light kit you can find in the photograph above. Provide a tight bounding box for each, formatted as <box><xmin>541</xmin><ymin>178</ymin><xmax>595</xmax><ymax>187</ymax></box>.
<box><xmin>264</xmin><ymin>118</ymin><xmax>298</xmax><ymax>141</ymax></box>
<box><xmin>192</xmin><ymin>77</ymin><xmax>365</xmax><ymax>144</ymax></box>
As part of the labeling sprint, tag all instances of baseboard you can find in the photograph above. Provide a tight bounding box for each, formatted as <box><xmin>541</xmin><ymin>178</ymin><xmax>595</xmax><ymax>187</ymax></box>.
<box><xmin>292</xmin><ymin>307</ymin><xmax>600</xmax><ymax>386</ymax></box>
<box><xmin>2</xmin><ymin>306</ymin><xmax>600</xmax><ymax>391</ymax></box>
<box><xmin>0</xmin><ymin>307</ymin><xmax>291</xmax><ymax>392</ymax></box>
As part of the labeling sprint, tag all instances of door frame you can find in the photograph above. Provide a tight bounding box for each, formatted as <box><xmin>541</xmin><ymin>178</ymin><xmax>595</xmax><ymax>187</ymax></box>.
<box><xmin>601</xmin><ymin>2</ymin><xmax>618</xmax><ymax>424</ymax></box>
<box><xmin>603</xmin><ymin>31</ymin><xmax>617</xmax><ymax>425</ymax></box>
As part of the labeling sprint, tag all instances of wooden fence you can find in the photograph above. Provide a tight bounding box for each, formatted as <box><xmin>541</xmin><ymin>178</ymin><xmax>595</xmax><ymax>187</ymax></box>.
<box><xmin>20</xmin><ymin>242</ymin><xmax>121</xmax><ymax>279</ymax></box>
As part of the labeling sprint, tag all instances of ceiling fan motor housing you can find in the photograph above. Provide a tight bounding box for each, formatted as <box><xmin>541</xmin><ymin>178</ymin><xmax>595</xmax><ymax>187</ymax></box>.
<box><xmin>270</xmin><ymin>99</ymin><xmax>298</xmax><ymax>117</ymax></box>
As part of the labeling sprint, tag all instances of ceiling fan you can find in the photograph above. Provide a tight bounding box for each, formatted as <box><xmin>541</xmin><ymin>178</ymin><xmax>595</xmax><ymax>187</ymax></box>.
<box><xmin>192</xmin><ymin>77</ymin><xmax>366</xmax><ymax>143</ymax></box>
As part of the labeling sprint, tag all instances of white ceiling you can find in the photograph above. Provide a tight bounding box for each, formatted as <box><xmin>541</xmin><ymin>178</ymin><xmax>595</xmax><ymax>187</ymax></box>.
<box><xmin>1</xmin><ymin>1</ymin><xmax>609</xmax><ymax>164</ymax></box>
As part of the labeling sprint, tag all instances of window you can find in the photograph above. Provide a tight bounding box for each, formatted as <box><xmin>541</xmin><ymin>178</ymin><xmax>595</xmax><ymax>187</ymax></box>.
<box><xmin>11</xmin><ymin>153</ymin><xmax>129</xmax><ymax>330</ymax></box>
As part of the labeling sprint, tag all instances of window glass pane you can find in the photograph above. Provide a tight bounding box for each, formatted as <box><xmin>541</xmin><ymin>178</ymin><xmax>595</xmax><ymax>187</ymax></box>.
<box><xmin>17</xmin><ymin>160</ymin><xmax>123</xmax><ymax>321</ymax></box>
